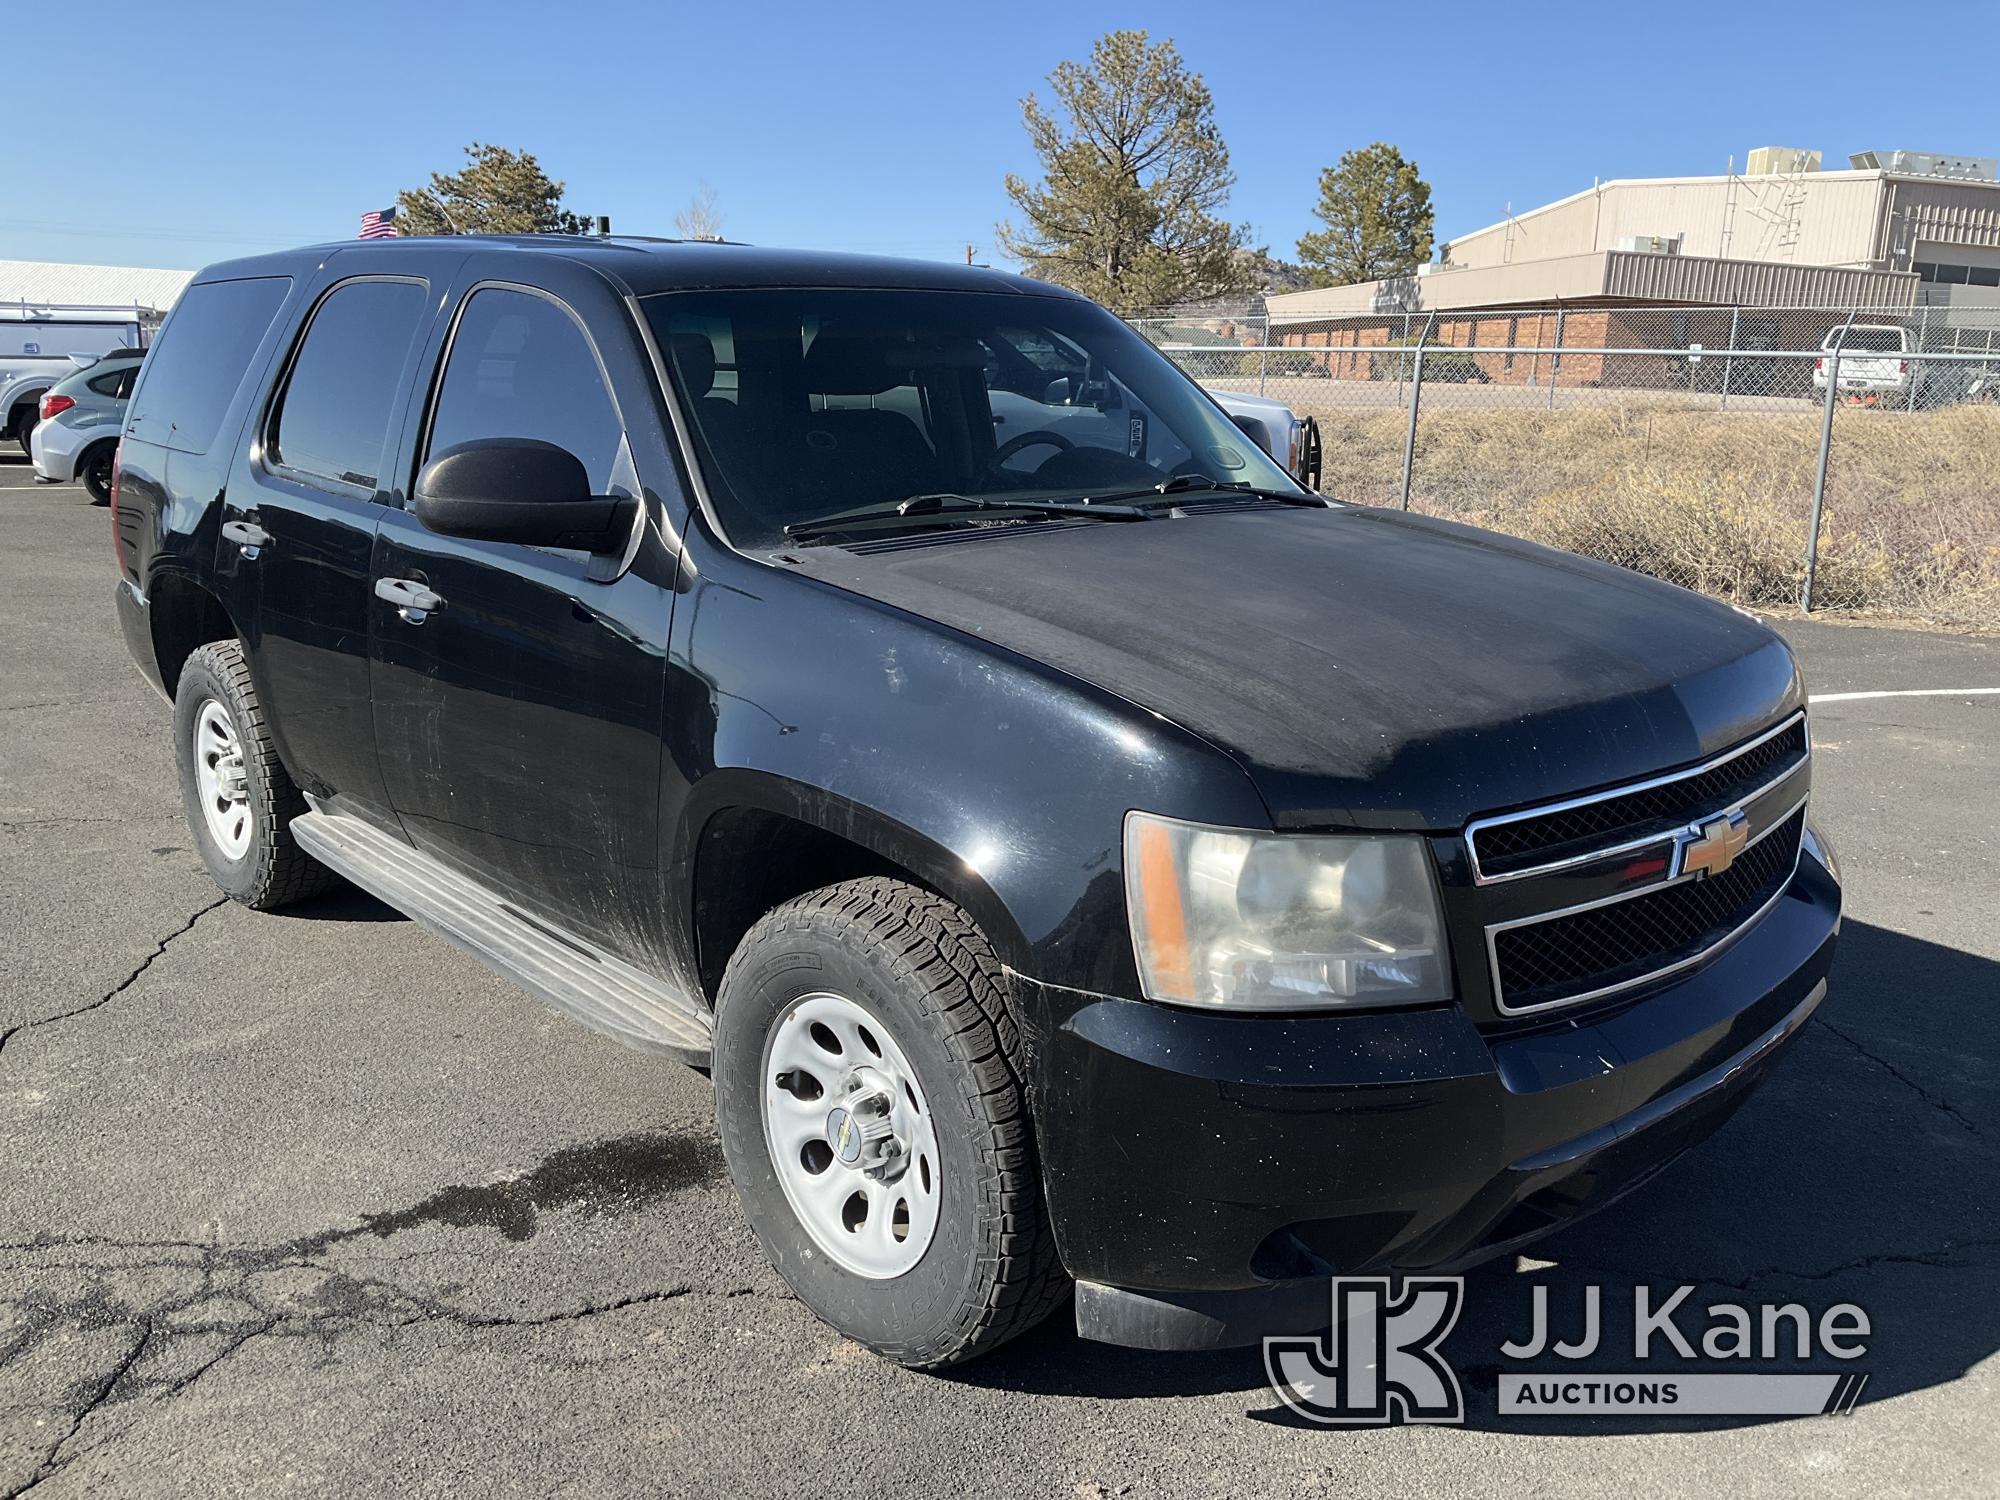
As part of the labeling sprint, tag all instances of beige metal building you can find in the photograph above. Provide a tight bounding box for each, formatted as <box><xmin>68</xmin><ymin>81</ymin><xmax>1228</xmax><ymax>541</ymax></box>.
<box><xmin>1267</xmin><ymin>148</ymin><xmax>2000</xmax><ymax>328</ymax></box>
<box><xmin>1</xmin><ymin>259</ymin><xmax>193</xmax><ymax>320</ymax></box>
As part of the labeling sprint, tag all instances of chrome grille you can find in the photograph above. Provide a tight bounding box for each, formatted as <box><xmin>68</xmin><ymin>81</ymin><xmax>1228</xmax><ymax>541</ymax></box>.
<box><xmin>1469</xmin><ymin>716</ymin><xmax>1808</xmax><ymax>881</ymax></box>
<box><xmin>1490</xmin><ymin>809</ymin><xmax>1805</xmax><ymax>1012</ymax></box>
<box><xmin>1466</xmin><ymin>713</ymin><xmax>1813</xmax><ymax>1017</ymax></box>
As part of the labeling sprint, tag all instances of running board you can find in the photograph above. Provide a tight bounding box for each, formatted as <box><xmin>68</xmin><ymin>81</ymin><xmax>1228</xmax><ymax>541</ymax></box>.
<box><xmin>290</xmin><ymin>810</ymin><xmax>712</xmax><ymax>1065</ymax></box>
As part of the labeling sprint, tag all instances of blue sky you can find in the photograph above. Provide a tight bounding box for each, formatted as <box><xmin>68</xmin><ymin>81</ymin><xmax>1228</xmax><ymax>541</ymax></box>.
<box><xmin>10</xmin><ymin>1</ymin><xmax>1999</xmax><ymax>273</ymax></box>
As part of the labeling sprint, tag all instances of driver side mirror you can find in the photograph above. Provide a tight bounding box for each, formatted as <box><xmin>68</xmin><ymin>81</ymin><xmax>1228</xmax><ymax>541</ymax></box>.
<box><xmin>1042</xmin><ymin>372</ymin><xmax>1120</xmax><ymax>412</ymax></box>
<box><xmin>1229</xmin><ymin>413</ymin><xmax>1273</xmax><ymax>457</ymax></box>
<box><xmin>413</xmin><ymin>439</ymin><xmax>636</xmax><ymax>555</ymax></box>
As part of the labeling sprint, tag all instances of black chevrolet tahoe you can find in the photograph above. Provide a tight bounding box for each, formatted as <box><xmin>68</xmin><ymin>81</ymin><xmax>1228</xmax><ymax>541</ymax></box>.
<box><xmin>110</xmin><ymin>237</ymin><xmax>1841</xmax><ymax>1368</ymax></box>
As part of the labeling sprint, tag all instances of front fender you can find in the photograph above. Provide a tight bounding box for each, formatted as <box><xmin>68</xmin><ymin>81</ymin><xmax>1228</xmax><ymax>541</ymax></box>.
<box><xmin>669</xmin><ymin>542</ymin><xmax>1273</xmax><ymax>995</ymax></box>
<box><xmin>677</xmin><ymin>766</ymin><xmax>1034</xmax><ymax>970</ymax></box>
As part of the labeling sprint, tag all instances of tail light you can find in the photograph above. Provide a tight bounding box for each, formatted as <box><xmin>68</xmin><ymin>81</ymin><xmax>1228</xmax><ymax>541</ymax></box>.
<box><xmin>109</xmin><ymin>440</ymin><xmax>131</xmax><ymax>580</ymax></box>
<box><xmin>1900</xmin><ymin>360</ymin><xmax>1910</xmax><ymax>374</ymax></box>
<box><xmin>39</xmin><ymin>393</ymin><xmax>75</xmax><ymax>422</ymax></box>
<box><xmin>1814</xmin><ymin>357</ymin><xmax>1825</xmax><ymax>373</ymax></box>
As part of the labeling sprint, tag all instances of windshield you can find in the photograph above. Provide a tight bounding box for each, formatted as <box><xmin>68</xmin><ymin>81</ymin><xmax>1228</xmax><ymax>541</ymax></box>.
<box><xmin>643</xmin><ymin>288</ymin><xmax>1302</xmax><ymax>547</ymax></box>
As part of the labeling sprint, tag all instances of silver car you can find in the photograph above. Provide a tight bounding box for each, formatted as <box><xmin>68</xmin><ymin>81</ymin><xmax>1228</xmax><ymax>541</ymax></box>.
<box><xmin>29</xmin><ymin>349</ymin><xmax>142</xmax><ymax>503</ymax></box>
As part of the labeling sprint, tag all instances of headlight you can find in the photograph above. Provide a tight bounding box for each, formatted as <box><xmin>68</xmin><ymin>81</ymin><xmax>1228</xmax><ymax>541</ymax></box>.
<box><xmin>1123</xmin><ymin>811</ymin><xmax>1451</xmax><ymax>1011</ymax></box>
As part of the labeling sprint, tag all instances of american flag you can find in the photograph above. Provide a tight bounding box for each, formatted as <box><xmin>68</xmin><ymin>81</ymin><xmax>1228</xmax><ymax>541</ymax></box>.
<box><xmin>358</xmin><ymin>207</ymin><xmax>399</xmax><ymax>239</ymax></box>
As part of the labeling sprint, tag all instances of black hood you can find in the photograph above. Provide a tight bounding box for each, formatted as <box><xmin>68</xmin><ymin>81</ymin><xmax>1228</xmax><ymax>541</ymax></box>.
<box><xmin>792</xmin><ymin>506</ymin><xmax>1802</xmax><ymax>830</ymax></box>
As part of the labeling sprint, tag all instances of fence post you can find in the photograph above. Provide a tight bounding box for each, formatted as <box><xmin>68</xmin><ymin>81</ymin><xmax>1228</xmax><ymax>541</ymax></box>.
<box><xmin>1258</xmin><ymin>344</ymin><xmax>1268</xmax><ymax>397</ymax></box>
<box><xmin>1546</xmin><ymin>306</ymin><xmax>1565</xmax><ymax>410</ymax></box>
<box><xmin>1803</xmin><ymin>312</ymin><xmax>1856</xmax><ymax>613</ymax></box>
<box><xmin>1396</xmin><ymin>312</ymin><xmax>1410</xmax><ymax>406</ymax></box>
<box><xmin>1720</xmin><ymin>307</ymin><xmax>1740</xmax><ymax>410</ymax></box>
<box><xmin>1399</xmin><ymin>312</ymin><xmax>1437</xmax><ymax>512</ymax></box>
<box><xmin>1912</xmin><ymin>304</ymin><xmax>1930</xmax><ymax>415</ymax></box>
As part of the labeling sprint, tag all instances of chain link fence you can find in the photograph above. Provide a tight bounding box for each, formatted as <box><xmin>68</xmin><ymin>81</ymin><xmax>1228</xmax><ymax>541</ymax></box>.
<box><xmin>1149</xmin><ymin>304</ymin><xmax>2000</xmax><ymax>629</ymax></box>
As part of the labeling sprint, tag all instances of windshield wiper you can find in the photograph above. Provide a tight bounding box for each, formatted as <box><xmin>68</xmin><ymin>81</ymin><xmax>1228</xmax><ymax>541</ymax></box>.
<box><xmin>784</xmin><ymin>492</ymin><xmax>1151</xmax><ymax>543</ymax></box>
<box><xmin>1082</xmin><ymin>475</ymin><xmax>1333</xmax><ymax>508</ymax></box>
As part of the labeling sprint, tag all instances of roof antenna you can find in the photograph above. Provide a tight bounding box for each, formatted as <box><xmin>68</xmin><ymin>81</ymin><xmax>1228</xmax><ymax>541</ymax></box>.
<box><xmin>595</xmin><ymin>216</ymin><xmax>612</xmax><ymax>237</ymax></box>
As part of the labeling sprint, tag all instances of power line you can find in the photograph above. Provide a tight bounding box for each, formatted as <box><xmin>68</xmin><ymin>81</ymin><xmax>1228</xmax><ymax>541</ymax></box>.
<box><xmin>1</xmin><ymin>218</ymin><xmax>329</xmax><ymax>249</ymax></box>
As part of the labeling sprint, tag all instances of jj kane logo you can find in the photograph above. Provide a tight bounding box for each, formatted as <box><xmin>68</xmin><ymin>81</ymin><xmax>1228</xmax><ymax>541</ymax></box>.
<box><xmin>1264</xmin><ymin>1278</ymin><xmax>1873</xmax><ymax>1423</ymax></box>
<box><xmin>1264</xmin><ymin>1278</ymin><xmax>1466</xmax><ymax>1425</ymax></box>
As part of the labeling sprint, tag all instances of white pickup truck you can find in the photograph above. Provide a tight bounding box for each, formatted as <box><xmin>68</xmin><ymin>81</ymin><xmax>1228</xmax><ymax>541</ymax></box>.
<box><xmin>1811</xmin><ymin>324</ymin><xmax>1912</xmax><ymax>404</ymax></box>
<box><xmin>1207</xmin><ymin>387</ymin><xmax>1321</xmax><ymax>490</ymax></box>
<box><xmin>1</xmin><ymin>304</ymin><xmax>150</xmax><ymax>454</ymax></box>
<box><xmin>986</xmin><ymin>371</ymin><xmax>1321</xmax><ymax>491</ymax></box>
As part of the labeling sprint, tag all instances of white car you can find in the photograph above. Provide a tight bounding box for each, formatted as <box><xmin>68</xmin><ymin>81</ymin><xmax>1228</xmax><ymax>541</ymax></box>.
<box><xmin>1811</xmin><ymin>324</ymin><xmax>1912</xmax><ymax>402</ymax></box>
<box><xmin>29</xmin><ymin>349</ymin><xmax>142</xmax><ymax>502</ymax></box>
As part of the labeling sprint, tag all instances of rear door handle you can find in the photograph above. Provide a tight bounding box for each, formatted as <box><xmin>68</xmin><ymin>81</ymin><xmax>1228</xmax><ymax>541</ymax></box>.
<box><xmin>221</xmin><ymin>519</ymin><xmax>271</xmax><ymax>559</ymax></box>
<box><xmin>374</xmin><ymin>576</ymin><xmax>445</xmax><ymax>625</ymax></box>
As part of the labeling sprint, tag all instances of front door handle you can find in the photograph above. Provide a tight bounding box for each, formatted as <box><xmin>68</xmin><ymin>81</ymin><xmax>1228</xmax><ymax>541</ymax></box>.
<box><xmin>221</xmin><ymin>519</ymin><xmax>271</xmax><ymax>560</ymax></box>
<box><xmin>374</xmin><ymin>576</ymin><xmax>445</xmax><ymax>625</ymax></box>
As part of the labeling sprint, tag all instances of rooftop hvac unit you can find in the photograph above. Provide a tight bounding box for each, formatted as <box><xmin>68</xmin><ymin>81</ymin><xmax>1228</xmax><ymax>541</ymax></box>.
<box><xmin>1850</xmin><ymin>150</ymin><xmax>1999</xmax><ymax>182</ymax></box>
<box><xmin>1615</xmin><ymin>234</ymin><xmax>1683</xmax><ymax>255</ymax></box>
<box><xmin>1746</xmin><ymin>147</ymin><xmax>1821</xmax><ymax>176</ymax></box>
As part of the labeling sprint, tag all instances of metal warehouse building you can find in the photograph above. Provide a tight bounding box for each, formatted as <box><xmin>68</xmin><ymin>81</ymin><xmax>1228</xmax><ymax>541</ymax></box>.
<box><xmin>1</xmin><ymin>259</ymin><xmax>193</xmax><ymax>326</ymax></box>
<box><xmin>1267</xmin><ymin>147</ymin><xmax>2000</xmax><ymax>382</ymax></box>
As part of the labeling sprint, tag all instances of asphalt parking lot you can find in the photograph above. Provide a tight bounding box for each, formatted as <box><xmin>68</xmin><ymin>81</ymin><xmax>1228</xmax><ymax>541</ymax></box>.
<box><xmin>2</xmin><ymin>453</ymin><xmax>1995</xmax><ymax>1498</ymax></box>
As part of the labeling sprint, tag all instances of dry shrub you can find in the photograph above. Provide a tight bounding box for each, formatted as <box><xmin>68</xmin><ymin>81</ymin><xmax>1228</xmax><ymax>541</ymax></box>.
<box><xmin>1288</xmin><ymin>395</ymin><xmax>2000</xmax><ymax>629</ymax></box>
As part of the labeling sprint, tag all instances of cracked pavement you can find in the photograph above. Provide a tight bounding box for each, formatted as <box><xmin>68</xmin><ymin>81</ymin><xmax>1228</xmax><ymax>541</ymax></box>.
<box><xmin>3</xmin><ymin>460</ymin><xmax>1997</xmax><ymax>1496</ymax></box>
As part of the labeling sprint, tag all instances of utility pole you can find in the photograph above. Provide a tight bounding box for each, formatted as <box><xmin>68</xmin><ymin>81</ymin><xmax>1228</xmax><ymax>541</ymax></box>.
<box><xmin>965</xmin><ymin>243</ymin><xmax>976</xmax><ymax>266</ymax></box>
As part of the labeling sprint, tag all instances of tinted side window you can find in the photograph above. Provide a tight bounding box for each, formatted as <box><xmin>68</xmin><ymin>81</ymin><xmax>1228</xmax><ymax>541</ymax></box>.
<box><xmin>125</xmin><ymin>277</ymin><xmax>291</xmax><ymax>453</ymax></box>
<box><xmin>86</xmin><ymin>364</ymin><xmax>139</xmax><ymax>398</ymax></box>
<box><xmin>427</xmin><ymin>288</ymin><xmax>622</xmax><ymax>492</ymax></box>
<box><xmin>271</xmin><ymin>279</ymin><xmax>429</xmax><ymax>489</ymax></box>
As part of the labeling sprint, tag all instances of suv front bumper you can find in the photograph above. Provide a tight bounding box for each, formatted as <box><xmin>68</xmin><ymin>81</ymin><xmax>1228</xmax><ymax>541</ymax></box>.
<box><xmin>1009</xmin><ymin>848</ymin><xmax>1839</xmax><ymax>1350</ymax></box>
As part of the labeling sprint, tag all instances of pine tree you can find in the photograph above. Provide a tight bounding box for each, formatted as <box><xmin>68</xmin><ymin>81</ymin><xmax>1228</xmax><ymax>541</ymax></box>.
<box><xmin>1296</xmin><ymin>143</ymin><xmax>1436</xmax><ymax>288</ymax></box>
<box><xmin>397</xmin><ymin>143</ymin><xmax>589</xmax><ymax>236</ymax></box>
<box><xmin>997</xmin><ymin>31</ymin><xmax>1250</xmax><ymax>310</ymax></box>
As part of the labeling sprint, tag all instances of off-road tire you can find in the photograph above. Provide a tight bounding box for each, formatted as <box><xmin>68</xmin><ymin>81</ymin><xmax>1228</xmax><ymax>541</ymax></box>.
<box><xmin>174</xmin><ymin>639</ymin><xmax>338</xmax><ymax>909</ymax></box>
<box><xmin>713</xmin><ymin>878</ymin><xmax>1068</xmax><ymax>1368</ymax></box>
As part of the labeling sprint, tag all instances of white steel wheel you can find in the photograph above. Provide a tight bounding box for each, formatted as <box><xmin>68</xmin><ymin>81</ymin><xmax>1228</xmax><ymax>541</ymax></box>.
<box><xmin>191</xmin><ymin>698</ymin><xmax>253</xmax><ymax>861</ymax></box>
<box><xmin>761</xmin><ymin>991</ymin><xmax>943</xmax><ymax>1280</ymax></box>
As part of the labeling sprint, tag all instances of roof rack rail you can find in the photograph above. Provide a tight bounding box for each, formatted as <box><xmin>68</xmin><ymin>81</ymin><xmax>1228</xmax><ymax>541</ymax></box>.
<box><xmin>0</xmin><ymin>298</ymin><xmax>156</xmax><ymax>318</ymax></box>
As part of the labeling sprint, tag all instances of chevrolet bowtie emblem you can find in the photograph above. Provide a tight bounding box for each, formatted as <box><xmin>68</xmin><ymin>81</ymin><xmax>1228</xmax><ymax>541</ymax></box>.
<box><xmin>1673</xmin><ymin>808</ymin><xmax>1750</xmax><ymax>879</ymax></box>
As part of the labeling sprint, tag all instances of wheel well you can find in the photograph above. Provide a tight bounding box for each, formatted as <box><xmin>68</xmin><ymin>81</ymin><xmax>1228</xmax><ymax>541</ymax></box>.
<box><xmin>691</xmin><ymin>807</ymin><xmax>924</xmax><ymax>1002</ymax></box>
<box><xmin>78</xmin><ymin>436</ymin><xmax>118</xmax><ymax>470</ymax></box>
<box><xmin>148</xmin><ymin>574</ymin><xmax>237</xmax><ymax>697</ymax></box>
<box><xmin>6</xmin><ymin>394</ymin><xmax>43</xmax><ymax>437</ymax></box>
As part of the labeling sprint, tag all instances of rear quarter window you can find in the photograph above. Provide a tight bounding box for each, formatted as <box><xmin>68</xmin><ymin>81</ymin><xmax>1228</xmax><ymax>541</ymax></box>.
<box><xmin>87</xmin><ymin>365</ymin><xmax>137</xmax><ymax>398</ymax></box>
<box><xmin>1828</xmin><ymin>328</ymin><xmax>1907</xmax><ymax>354</ymax></box>
<box><xmin>126</xmin><ymin>277</ymin><xmax>292</xmax><ymax>454</ymax></box>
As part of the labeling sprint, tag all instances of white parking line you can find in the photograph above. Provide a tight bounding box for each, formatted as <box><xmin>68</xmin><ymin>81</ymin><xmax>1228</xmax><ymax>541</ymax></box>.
<box><xmin>1809</xmin><ymin>688</ymin><xmax>2000</xmax><ymax>703</ymax></box>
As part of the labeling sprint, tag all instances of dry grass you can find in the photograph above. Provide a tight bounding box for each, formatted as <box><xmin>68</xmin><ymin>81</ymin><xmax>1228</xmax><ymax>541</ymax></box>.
<box><xmin>1299</xmin><ymin>399</ymin><xmax>2000</xmax><ymax>630</ymax></box>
